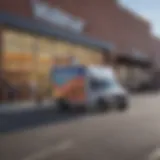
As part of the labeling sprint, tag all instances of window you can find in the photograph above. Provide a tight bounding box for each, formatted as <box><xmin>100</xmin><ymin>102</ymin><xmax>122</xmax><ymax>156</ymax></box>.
<box><xmin>90</xmin><ymin>78</ymin><xmax>117</xmax><ymax>91</ymax></box>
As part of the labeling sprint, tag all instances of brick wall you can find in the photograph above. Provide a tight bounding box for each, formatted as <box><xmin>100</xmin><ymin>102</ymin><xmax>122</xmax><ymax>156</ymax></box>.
<box><xmin>152</xmin><ymin>37</ymin><xmax>160</xmax><ymax>68</ymax></box>
<box><xmin>45</xmin><ymin>0</ymin><xmax>153</xmax><ymax>56</ymax></box>
<box><xmin>110</xmin><ymin>5</ymin><xmax>152</xmax><ymax>55</ymax></box>
<box><xmin>0</xmin><ymin>0</ymin><xmax>32</xmax><ymax>17</ymax></box>
<box><xmin>0</xmin><ymin>0</ymin><xmax>154</xmax><ymax>57</ymax></box>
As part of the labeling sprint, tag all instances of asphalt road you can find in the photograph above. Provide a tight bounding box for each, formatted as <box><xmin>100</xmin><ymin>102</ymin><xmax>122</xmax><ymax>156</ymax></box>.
<box><xmin>1</xmin><ymin>93</ymin><xmax>160</xmax><ymax>160</ymax></box>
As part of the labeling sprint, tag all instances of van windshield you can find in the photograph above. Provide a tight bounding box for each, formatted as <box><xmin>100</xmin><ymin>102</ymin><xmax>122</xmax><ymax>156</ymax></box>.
<box><xmin>90</xmin><ymin>78</ymin><xmax>118</xmax><ymax>91</ymax></box>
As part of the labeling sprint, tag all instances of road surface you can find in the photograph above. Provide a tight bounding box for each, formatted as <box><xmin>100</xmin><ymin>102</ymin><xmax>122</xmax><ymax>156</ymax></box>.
<box><xmin>1</xmin><ymin>93</ymin><xmax>160</xmax><ymax>160</ymax></box>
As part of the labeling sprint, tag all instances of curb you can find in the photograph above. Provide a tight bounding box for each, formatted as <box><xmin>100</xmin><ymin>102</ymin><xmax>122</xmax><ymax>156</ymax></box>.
<box><xmin>0</xmin><ymin>102</ymin><xmax>56</xmax><ymax>114</ymax></box>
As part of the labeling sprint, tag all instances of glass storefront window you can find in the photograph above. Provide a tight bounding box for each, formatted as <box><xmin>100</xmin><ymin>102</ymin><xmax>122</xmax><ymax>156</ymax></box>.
<box><xmin>2</xmin><ymin>30</ymin><xmax>36</xmax><ymax>101</ymax></box>
<box><xmin>1</xmin><ymin>29</ymin><xmax>104</xmax><ymax>102</ymax></box>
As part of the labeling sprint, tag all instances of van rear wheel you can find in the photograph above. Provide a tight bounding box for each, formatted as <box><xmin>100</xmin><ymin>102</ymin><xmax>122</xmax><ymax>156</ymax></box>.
<box><xmin>56</xmin><ymin>98</ymin><xmax>70</xmax><ymax>112</ymax></box>
<box><xmin>75</xmin><ymin>105</ymin><xmax>87</xmax><ymax>113</ymax></box>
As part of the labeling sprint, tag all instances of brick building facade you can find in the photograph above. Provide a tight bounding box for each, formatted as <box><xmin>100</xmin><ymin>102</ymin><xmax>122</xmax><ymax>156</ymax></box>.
<box><xmin>43</xmin><ymin>0</ymin><xmax>157</xmax><ymax>89</ymax></box>
<box><xmin>33</xmin><ymin>0</ymin><xmax>156</xmax><ymax>88</ymax></box>
<box><xmin>45</xmin><ymin>0</ymin><xmax>153</xmax><ymax>56</ymax></box>
<box><xmin>0</xmin><ymin>0</ymin><xmax>159</xmax><ymax>102</ymax></box>
<box><xmin>0</xmin><ymin>0</ymin><xmax>156</xmax><ymax>57</ymax></box>
<box><xmin>0</xmin><ymin>0</ymin><xmax>32</xmax><ymax>18</ymax></box>
<box><xmin>152</xmin><ymin>37</ymin><xmax>160</xmax><ymax>69</ymax></box>
<box><xmin>0</xmin><ymin>0</ymin><xmax>112</xmax><ymax>102</ymax></box>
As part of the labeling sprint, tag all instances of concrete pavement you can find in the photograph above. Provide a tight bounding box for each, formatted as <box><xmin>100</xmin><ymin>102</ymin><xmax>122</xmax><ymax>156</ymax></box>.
<box><xmin>1</xmin><ymin>94</ymin><xmax>160</xmax><ymax>160</ymax></box>
<box><xmin>0</xmin><ymin>100</ymin><xmax>55</xmax><ymax>113</ymax></box>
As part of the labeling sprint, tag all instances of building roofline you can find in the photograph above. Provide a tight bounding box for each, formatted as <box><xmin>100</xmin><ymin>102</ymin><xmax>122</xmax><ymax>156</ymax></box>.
<box><xmin>117</xmin><ymin>2</ymin><xmax>151</xmax><ymax>29</ymax></box>
<box><xmin>0</xmin><ymin>11</ymin><xmax>114</xmax><ymax>52</ymax></box>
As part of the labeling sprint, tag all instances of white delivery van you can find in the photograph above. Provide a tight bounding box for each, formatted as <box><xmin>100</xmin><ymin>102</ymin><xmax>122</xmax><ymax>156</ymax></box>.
<box><xmin>51</xmin><ymin>65</ymin><xmax>129</xmax><ymax>112</ymax></box>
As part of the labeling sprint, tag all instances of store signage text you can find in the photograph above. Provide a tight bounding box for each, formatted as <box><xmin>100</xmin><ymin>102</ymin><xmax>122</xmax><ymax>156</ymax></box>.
<box><xmin>31</xmin><ymin>0</ymin><xmax>86</xmax><ymax>33</ymax></box>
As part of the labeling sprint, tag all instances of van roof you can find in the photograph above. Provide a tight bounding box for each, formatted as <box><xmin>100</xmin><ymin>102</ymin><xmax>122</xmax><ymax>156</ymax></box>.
<box><xmin>87</xmin><ymin>66</ymin><xmax>115</xmax><ymax>79</ymax></box>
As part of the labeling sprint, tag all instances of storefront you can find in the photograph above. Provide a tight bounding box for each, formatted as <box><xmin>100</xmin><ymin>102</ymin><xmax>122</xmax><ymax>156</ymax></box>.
<box><xmin>115</xmin><ymin>53</ymin><xmax>152</xmax><ymax>90</ymax></box>
<box><xmin>0</xmin><ymin>12</ymin><xmax>113</xmax><ymax>102</ymax></box>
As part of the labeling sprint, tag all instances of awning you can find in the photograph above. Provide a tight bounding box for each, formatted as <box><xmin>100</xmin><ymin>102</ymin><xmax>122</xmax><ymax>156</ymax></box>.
<box><xmin>0</xmin><ymin>11</ymin><xmax>114</xmax><ymax>52</ymax></box>
<box><xmin>116</xmin><ymin>53</ymin><xmax>152</xmax><ymax>68</ymax></box>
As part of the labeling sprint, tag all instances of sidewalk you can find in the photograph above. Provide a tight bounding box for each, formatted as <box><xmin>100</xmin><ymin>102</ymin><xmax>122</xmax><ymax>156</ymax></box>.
<box><xmin>0</xmin><ymin>100</ymin><xmax>55</xmax><ymax>113</ymax></box>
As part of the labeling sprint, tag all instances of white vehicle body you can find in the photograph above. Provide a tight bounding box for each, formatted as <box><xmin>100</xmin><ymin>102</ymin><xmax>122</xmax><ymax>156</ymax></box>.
<box><xmin>85</xmin><ymin>65</ymin><xmax>128</xmax><ymax>109</ymax></box>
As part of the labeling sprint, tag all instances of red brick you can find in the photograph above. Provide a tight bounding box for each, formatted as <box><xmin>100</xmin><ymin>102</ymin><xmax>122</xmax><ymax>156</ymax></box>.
<box><xmin>45</xmin><ymin>0</ymin><xmax>153</xmax><ymax>56</ymax></box>
<box><xmin>0</xmin><ymin>0</ymin><xmax>32</xmax><ymax>17</ymax></box>
<box><xmin>151</xmin><ymin>37</ymin><xmax>160</xmax><ymax>67</ymax></box>
<box><xmin>0</xmin><ymin>0</ymin><xmax>155</xmax><ymax>57</ymax></box>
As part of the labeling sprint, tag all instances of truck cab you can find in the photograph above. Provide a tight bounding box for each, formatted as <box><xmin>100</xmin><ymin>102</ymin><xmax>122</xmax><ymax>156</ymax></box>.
<box><xmin>87</xmin><ymin>65</ymin><xmax>128</xmax><ymax>111</ymax></box>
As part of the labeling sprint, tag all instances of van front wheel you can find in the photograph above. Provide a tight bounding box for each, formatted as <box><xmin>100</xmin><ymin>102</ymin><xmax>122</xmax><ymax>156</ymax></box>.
<box><xmin>97</xmin><ymin>98</ymin><xmax>109</xmax><ymax>112</ymax></box>
<box><xmin>117</xmin><ymin>100</ymin><xmax>128</xmax><ymax>111</ymax></box>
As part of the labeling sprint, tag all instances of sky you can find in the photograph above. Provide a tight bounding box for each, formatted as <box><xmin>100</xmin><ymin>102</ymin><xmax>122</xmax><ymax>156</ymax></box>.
<box><xmin>119</xmin><ymin>0</ymin><xmax>160</xmax><ymax>37</ymax></box>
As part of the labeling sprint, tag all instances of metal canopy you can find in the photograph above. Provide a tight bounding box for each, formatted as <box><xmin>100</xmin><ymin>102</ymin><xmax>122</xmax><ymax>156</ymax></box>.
<box><xmin>116</xmin><ymin>53</ymin><xmax>152</xmax><ymax>68</ymax></box>
<box><xmin>0</xmin><ymin>11</ymin><xmax>114</xmax><ymax>52</ymax></box>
